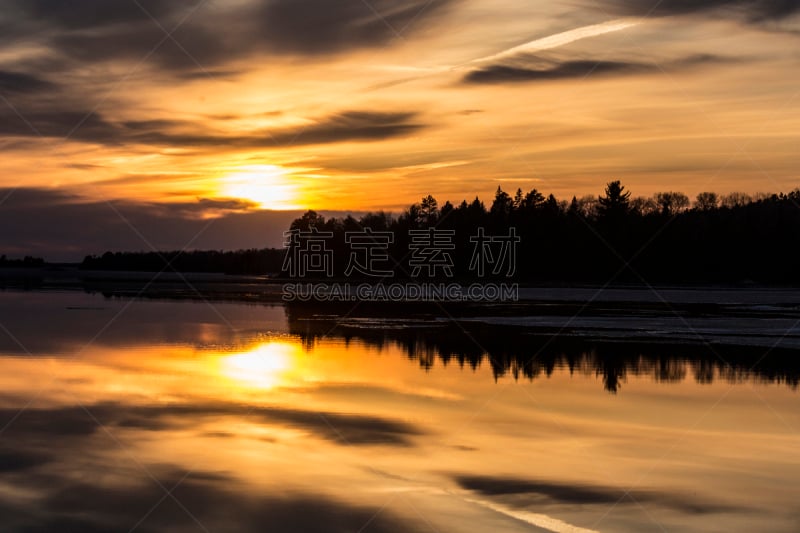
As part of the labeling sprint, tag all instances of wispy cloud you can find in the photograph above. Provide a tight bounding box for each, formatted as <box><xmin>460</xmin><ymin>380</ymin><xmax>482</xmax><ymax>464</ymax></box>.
<box><xmin>470</xmin><ymin>18</ymin><xmax>641</xmax><ymax>66</ymax></box>
<box><xmin>370</xmin><ymin>18</ymin><xmax>642</xmax><ymax>89</ymax></box>
<box><xmin>463</xmin><ymin>496</ymin><xmax>600</xmax><ymax>533</ymax></box>
<box><xmin>376</xmin><ymin>18</ymin><xmax>641</xmax><ymax>76</ymax></box>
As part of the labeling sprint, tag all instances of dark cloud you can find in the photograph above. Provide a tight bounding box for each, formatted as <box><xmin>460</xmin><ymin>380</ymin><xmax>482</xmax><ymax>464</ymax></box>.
<box><xmin>113</xmin><ymin>111</ymin><xmax>423</xmax><ymax>148</ymax></box>
<box><xmin>0</xmin><ymin>70</ymin><xmax>54</xmax><ymax>93</ymax></box>
<box><xmin>176</xmin><ymin>68</ymin><xmax>242</xmax><ymax>80</ymax></box>
<box><xmin>0</xmin><ymin>449</ymin><xmax>52</xmax><ymax>472</ymax></box>
<box><xmin>600</xmin><ymin>0</ymin><xmax>800</xmax><ymax>21</ymax></box>
<box><xmin>10</xmin><ymin>0</ymin><xmax>199</xmax><ymax>30</ymax></box>
<box><xmin>0</xmin><ymin>0</ymin><xmax>223</xmax><ymax>75</ymax></box>
<box><xmin>464</xmin><ymin>54</ymin><xmax>730</xmax><ymax>84</ymax></box>
<box><xmin>0</xmin><ymin>406</ymin><xmax>102</xmax><ymax>439</ymax></box>
<box><xmin>194</xmin><ymin>197</ymin><xmax>260</xmax><ymax>212</ymax></box>
<box><xmin>254</xmin><ymin>0</ymin><xmax>455</xmax><ymax>54</ymax></box>
<box><xmin>0</xmin><ymin>107</ymin><xmax>423</xmax><ymax>148</ymax></box>
<box><xmin>465</xmin><ymin>59</ymin><xmax>648</xmax><ymax>84</ymax></box>
<box><xmin>277</xmin><ymin>111</ymin><xmax>423</xmax><ymax>146</ymax></box>
<box><xmin>121</xmin><ymin>110</ymin><xmax>423</xmax><ymax>147</ymax></box>
<box><xmin>0</xmin><ymin>2</ymin><xmax>432</xmax><ymax>152</ymax></box>
<box><xmin>51</xmin><ymin>23</ymin><xmax>231</xmax><ymax>70</ymax></box>
<box><xmin>1</xmin><ymin>0</ymin><xmax>456</xmax><ymax>77</ymax></box>
<box><xmin>456</xmin><ymin>474</ymin><xmax>625</xmax><ymax>502</ymax></box>
<box><xmin>0</xmin><ymin>110</ymin><xmax>114</xmax><ymax>139</ymax></box>
<box><xmin>454</xmin><ymin>474</ymin><xmax>745</xmax><ymax>515</ymax></box>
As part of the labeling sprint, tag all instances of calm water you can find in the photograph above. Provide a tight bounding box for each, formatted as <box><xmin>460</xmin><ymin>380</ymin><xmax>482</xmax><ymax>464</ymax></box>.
<box><xmin>0</xmin><ymin>290</ymin><xmax>798</xmax><ymax>532</ymax></box>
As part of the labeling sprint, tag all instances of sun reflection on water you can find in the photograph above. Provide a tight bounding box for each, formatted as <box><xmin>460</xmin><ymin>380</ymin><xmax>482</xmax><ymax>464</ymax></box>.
<box><xmin>220</xmin><ymin>341</ymin><xmax>300</xmax><ymax>389</ymax></box>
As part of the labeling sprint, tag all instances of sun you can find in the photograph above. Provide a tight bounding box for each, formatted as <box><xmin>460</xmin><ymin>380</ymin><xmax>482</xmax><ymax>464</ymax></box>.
<box><xmin>219</xmin><ymin>164</ymin><xmax>302</xmax><ymax>210</ymax></box>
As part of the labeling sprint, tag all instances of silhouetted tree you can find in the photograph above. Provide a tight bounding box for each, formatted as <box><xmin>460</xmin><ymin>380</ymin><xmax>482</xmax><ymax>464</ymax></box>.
<box><xmin>291</xmin><ymin>210</ymin><xmax>325</xmax><ymax>231</ymax></box>
<box><xmin>597</xmin><ymin>180</ymin><xmax>631</xmax><ymax>220</ymax></box>
<box><xmin>439</xmin><ymin>200</ymin><xmax>454</xmax><ymax>222</ymax></box>
<box><xmin>467</xmin><ymin>196</ymin><xmax>486</xmax><ymax>218</ymax></box>
<box><xmin>418</xmin><ymin>194</ymin><xmax>439</xmax><ymax>226</ymax></box>
<box><xmin>522</xmin><ymin>188</ymin><xmax>545</xmax><ymax>210</ymax></box>
<box><xmin>568</xmin><ymin>196</ymin><xmax>580</xmax><ymax>216</ymax></box>
<box><xmin>490</xmin><ymin>186</ymin><xmax>513</xmax><ymax>222</ymax></box>
<box><xmin>513</xmin><ymin>188</ymin><xmax>524</xmax><ymax>210</ymax></box>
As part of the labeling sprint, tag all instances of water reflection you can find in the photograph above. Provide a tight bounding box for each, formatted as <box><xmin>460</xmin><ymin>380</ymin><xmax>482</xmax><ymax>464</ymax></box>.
<box><xmin>0</xmin><ymin>291</ymin><xmax>798</xmax><ymax>532</ymax></box>
<box><xmin>221</xmin><ymin>342</ymin><xmax>298</xmax><ymax>390</ymax></box>
<box><xmin>287</xmin><ymin>313</ymin><xmax>800</xmax><ymax>393</ymax></box>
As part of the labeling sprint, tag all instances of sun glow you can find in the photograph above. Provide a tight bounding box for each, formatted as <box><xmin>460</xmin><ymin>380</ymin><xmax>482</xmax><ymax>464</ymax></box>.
<box><xmin>219</xmin><ymin>165</ymin><xmax>302</xmax><ymax>210</ymax></box>
<box><xmin>221</xmin><ymin>342</ymin><xmax>299</xmax><ymax>390</ymax></box>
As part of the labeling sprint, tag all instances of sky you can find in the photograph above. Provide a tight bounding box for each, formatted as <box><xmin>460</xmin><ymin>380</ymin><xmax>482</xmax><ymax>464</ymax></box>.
<box><xmin>0</xmin><ymin>0</ymin><xmax>799</xmax><ymax>257</ymax></box>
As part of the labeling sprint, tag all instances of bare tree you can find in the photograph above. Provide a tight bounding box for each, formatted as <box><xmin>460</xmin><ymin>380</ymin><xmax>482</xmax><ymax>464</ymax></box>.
<box><xmin>631</xmin><ymin>196</ymin><xmax>658</xmax><ymax>216</ymax></box>
<box><xmin>695</xmin><ymin>192</ymin><xmax>719</xmax><ymax>211</ymax></box>
<box><xmin>654</xmin><ymin>192</ymin><xmax>690</xmax><ymax>215</ymax></box>
<box><xmin>721</xmin><ymin>192</ymin><xmax>752</xmax><ymax>208</ymax></box>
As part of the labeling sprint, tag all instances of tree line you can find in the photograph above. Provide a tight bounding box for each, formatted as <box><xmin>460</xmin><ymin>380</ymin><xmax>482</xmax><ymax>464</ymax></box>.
<box><xmin>80</xmin><ymin>249</ymin><xmax>284</xmax><ymax>275</ymax></box>
<box><xmin>285</xmin><ymin>181</ymin><xmax>800</xmax><ymax>283</ymax></box>
<box><xmin>0</xmin><ymin>255</ymin><xmax>45</xmax><ymax>268</ymax></box>
<box><xmin>76</xmin><ymin>181</ymin><xmax>800</xmax><ymax>283</ymax></box>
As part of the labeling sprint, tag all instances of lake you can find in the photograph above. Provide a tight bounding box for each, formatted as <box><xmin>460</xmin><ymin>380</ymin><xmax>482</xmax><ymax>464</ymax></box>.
<box><xmin>0</xmin><ymin>289</ymin><xmax>798</xmax><ymax>532</ymax></box>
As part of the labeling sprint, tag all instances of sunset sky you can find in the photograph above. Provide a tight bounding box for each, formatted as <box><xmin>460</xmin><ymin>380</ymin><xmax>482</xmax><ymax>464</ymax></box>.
<box><xmin>0</xmin><ymin>0</ymin><xmax>799</xmax><ymax>257</ymax></box>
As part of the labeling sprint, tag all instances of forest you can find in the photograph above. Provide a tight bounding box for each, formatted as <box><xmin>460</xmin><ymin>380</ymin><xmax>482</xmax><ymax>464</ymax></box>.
<box><xmin>282</xmin><ymin>181</ymin><xmax>800</xmax><ymax>283</ymax></box>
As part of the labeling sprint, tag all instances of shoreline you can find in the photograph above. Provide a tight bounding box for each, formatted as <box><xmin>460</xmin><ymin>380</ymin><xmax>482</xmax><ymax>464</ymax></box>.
<box><xmin>5</xmin><ymin>266</ymin><xmax>800</xmax><ymax>305</ymax></box>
